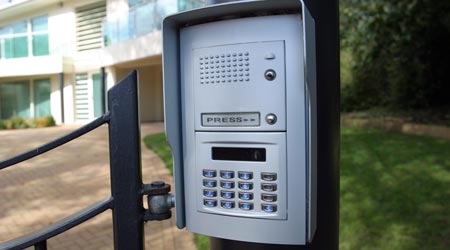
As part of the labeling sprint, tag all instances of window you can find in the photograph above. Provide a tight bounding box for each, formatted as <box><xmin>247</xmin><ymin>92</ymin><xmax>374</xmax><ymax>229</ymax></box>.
<box><xmin>33</xmin><ymin>79</ymin><xmax>51</xmax><ymax>117</ymax></box>
<box><xmin>0</xmin><ymin>15</ymin><xmax>49</xmax><ymax>59</ymax></box>
<box><xmin>31</xmin><ymin>15</ymin><xmax>49</xmax><ymax>56</ymax></box>
<box><xmin>0</xmin><ymin>81</ymin><xmax>30</xmax><ymax>119</ymax></box>
<box><xmin>0</xmin><ymin>78</ymin><xmax>51</xmax><ymax>119</ymax></box>
<box><xmin>92</xmin><ymin>73</ymin><xmax>103</xmax><ymax>117</ymax></box>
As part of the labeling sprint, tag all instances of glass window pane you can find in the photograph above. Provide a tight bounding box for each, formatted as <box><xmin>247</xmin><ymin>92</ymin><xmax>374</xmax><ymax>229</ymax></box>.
<box><xmin>0</xmin><ymin>81</ymin><xmax>30</xmax><ymax>119</ymax></box>
<box><xmin>33</xmin><ymin>79</ymin><xmax>51</xmax><ymax>117</ymax></box>
<box><xmin>4</xmin><ymin>37</ymin><xmax>13</xmax><ymax>58</ymax></box>
<box><xmin>32</xmin><ymin>34</ymin><xmax>49</xmax><ymax>56</ymax></box>
<box><xmin>32</xmin><ymin>15</ymin><xmax>48</xmax><ymax>32</ymax></box>
<box><xmin>129</xmin><ymin>0</ymin><xmax>144</xmax><ymax>7</ymax></box>
<box><xmin>13</xmin><ymin>36</ymin><xmax>28</xmax><ymax>58</ymax></box>
<box><xmin>92</xmin><ymin>74</ymin><xmax>103</xmax><ymax>117</ymax></box>
<box><xmin>0</xmin><ymin>83</ymin><xmax>16</xmax><ymax>119</ymax></box>
<box><xmin>12</xmin><ymin>21</ymin><xmax>27</xmax><ymax>34</ymax></box>
<box><xmin>0</xmin><ymin>26</ymin><xmax>11</xmax><ymax>35</ymax></box>
<box><xmin>16</xmin><ymin>81</ymin><xmax>30</xmax><ymax>117</ymax></box>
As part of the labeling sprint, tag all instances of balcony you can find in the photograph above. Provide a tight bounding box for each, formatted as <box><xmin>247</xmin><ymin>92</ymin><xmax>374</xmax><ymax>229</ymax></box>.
<box><xmin>102</xmin><ymin>0</ymin><xmax>203</xmax><ymax>47</ymax></box>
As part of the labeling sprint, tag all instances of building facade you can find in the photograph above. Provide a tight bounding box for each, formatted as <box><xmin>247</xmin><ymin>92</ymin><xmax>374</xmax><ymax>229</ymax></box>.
<box><xmin>0</xmin><ymin>0</ymin><xmax>202</xmax><ymax>124</ymax></box>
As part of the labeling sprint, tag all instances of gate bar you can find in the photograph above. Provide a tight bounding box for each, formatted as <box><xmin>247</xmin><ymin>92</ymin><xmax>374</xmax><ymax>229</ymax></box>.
<box><xmin>0</xmin><ymin>114</ymin><xmax>109</xmax><ymax>170</ymax></box>
<box><xmin>108</xmin><ymin>70</ymin><xmax>144</xmax><ymax>250</ymax></box>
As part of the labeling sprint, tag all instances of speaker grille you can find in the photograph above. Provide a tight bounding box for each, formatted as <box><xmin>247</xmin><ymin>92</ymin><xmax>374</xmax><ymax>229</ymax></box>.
<box><xmin>199</xmin><ymin>52</ymin><xmax>250</xmax><ymax>84</ymax></box>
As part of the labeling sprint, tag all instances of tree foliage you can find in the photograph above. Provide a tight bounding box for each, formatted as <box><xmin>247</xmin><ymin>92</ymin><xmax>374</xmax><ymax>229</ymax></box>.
<box><xmin>341</xmin><ymin>0</ymin><xmax>450</xmax><ymax>111</ymax></box>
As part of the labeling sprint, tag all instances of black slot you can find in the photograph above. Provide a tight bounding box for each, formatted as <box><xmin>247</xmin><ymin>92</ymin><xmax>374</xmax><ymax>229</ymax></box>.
<box><xmin>212</xmin><ymin>147</ymin><xmax>266</xmax><ymax>162</ymax></box>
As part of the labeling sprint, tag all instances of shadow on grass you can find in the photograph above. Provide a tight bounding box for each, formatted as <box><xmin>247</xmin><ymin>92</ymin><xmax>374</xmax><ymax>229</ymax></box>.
<box><xmin>340</xmin><ymin>127</ymin><xmax>450</xmax><ymax>250</ymax></box>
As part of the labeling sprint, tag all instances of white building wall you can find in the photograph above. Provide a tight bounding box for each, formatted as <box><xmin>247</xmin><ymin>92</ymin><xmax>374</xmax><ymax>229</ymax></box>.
<box><xmin>63</xmin><ymin>73</ymin><xmax>75</xmax><ymax>124</ymax></box>
<box><xmin>47</xmin><ymin>4</ymin><xmax>76</xmax><ymax>57</ymax></box>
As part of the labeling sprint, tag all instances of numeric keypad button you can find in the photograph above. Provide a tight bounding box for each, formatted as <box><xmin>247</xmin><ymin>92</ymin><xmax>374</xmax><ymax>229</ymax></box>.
<box><xmin>261</xmin><ymin>183</ymin><xmax>277</xmax><ymax>192</ymax></box>
<box><xmin>203</xmin><ymin>190</ymin><xmax>217</xmax><ymax>198</ymax></box>
<box><xmin>220</xmin><ymin>181</ymin><xmax>235</xmax><ymax>189</ymax></box>
<box><xmin>238</xmin><ymin>192</ymin><xmax>253</xmax><ymax>200</ymax></box>
<box><xmin>220</xmin><ymin>191</ymin><xmax>235</xmax><ymax>199</ymax></box>
<box><xmin>204</xmin><ymin>199</ymin><xmax>217</xmax><ymax>207</ymax></box>
<box><xmin>238</xmin><ymin>182</ymin><xmax>253</xmax><ymax>190</ymax></box>
<box><xmin>238</xmin><ymin>171</ymin><xmax>253</xmax><ymax>180</ymax></box>
<box><xmin>221</xmin><ymin>201</ymin><xmax>235</xmax><ymax>209</ymax></box>
<box><xmin>203</xmin><ymin>180</ymin><xmax>217</xmax><ymax>188</ymax></box>
<box><xmin>239</xmin><ymin>202</ymin><xmax>254</xmax><ymax>210</ymax></box>
<box><xmin>220</xmin><ymin>170</ymin><xmax>234</xmax><ymax>179</ymax></box>
<box><xmin>262</xmin><ymin>204</ymin><xmax>277</xmax><ymax>212</ymax></box>
<box><xmin>203</xmin><ymin>169</ymin><xmax>217</xmax><ymax>178</ymax></box>
<box><xmin>261</xmin><ymin>172</ymin><xmax>277</xmax><ymax>181</ymax></box>
<box><xmin>261</xmin><ymin>194</ymin><xmax>277</xmax><ymax>202</ymax></box>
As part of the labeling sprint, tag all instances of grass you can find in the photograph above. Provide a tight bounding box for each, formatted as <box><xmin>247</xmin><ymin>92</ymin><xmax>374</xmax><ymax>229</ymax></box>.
<box><xmin>144</xmin><ymin>129</ymin><xmax>450</xmax><ymax>250</ymax></box>
<box><xmin>143</xmin><ymin>133</ymin><xmax>174</xmax><ymax>175</ymax></box>
<box><xmin>340</xmin><ymin>127</ymin><xmax>450</xmax><ymax>250</ymax></box>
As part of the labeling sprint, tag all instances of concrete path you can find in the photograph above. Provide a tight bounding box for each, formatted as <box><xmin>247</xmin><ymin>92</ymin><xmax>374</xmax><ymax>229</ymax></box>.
<box><xmin>0</xmin><ymin>123</ymin><xmax>195</xmax><ymax>250</ymax></box>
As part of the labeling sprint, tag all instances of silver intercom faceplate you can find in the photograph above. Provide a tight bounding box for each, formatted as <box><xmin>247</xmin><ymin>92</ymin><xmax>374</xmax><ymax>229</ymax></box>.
<box><xmin>175</xmin><ymin>12</ymin><xmax>316</xmax><ymax>245</ymax></box>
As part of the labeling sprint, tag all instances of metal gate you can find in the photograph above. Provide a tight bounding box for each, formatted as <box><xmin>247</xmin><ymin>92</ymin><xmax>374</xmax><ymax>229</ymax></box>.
<box><xmin>0</xmin><ymin>71</ymin><xmax>160</xmax><ymax>250</ymax></box>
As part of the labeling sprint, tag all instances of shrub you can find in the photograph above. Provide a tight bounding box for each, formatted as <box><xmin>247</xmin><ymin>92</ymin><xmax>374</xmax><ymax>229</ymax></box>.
<box><xmin>34</xmin><ymin>116</ymin><xmax>56</xmax><ymax>128</ymax></box>
<box><xmin>0</xmin><ymin>116</ymin><xmax>56</xmax><ymax>130</ymax></box>
<box><xmin>6</xmin><ymin>117</ymin><xmax>29</xmax><ymax>129</ymax></box>
<box><xmin>341</xmin><ymin>0</ymin><xmax>450</xmax><ymax>110</ymax></box>
<box><xmin>0</xmin><ymin>120</ymin><xmax>6</xmax><ymax>130</ymax></box>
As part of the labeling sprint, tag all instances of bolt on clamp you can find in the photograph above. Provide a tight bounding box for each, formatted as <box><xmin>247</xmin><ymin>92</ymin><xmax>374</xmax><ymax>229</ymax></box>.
<box><xmin>142</xmin><ymin>181</ymin><xmax>175</xmax><ymax>221</ymax></box>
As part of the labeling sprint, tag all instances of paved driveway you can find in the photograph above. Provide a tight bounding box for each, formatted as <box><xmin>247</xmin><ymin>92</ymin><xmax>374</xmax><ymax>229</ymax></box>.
<box><xmin>0</xmin><ymin>123</ymin><xmax>195</xmax><ymax>250</ymax></box>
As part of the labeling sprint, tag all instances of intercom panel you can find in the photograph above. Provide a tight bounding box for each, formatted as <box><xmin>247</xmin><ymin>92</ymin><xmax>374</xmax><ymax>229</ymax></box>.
<box><xmin>175</xmin><ymin>13</ymin><xmax>314</xmax><ymax>245</ymax></box>
<box><xmin>163</xmin><ymin>0</ymin><xmax>317</xmax><ymax>245</ymax></box>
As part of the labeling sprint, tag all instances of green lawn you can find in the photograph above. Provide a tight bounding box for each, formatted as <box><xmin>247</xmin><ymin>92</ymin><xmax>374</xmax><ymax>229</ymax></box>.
<box><xmin>340</xmin><ymin>127</ymin><xmax>450</xmax><ymax>250</ymax></box>
<box><xmin>144</xmin><ymin>128</ymin><xmax>450</xmax><ymax>250</ymax></box>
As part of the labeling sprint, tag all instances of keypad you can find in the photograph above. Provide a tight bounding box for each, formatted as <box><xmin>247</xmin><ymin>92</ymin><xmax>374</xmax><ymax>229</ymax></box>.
<box><xmin>202</xmin><ymin>168</ymin><xmax>279</xmax><ymax>214</ymax></box>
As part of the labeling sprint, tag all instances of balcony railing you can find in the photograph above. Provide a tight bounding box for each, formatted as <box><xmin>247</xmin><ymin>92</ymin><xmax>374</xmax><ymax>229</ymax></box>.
<box><xmin>102</xmin><ymin>0</ymin><xmax>203</xmax><ymax>46</ymax></box>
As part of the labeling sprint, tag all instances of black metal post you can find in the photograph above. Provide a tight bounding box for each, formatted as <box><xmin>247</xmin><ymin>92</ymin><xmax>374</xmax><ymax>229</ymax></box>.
<box><xmin>303</xmin><ymin>0</ymin><xmax>341</xmax><ymax>248</ymax></box>
<box><xmin>58</xmin><ymin>72</ymin><xmax>64</xmax><ymax>124</ymax></box>
<box><xmin>108</xmin><ymin>70</ymin><xmax>144</xmax><ymax>250</ymax></box>
<box><xmin>208</xmin><ymin>0</ymin><xmax>340</xmax><ymax>249</ymax></box>
<box><xmin>101</xmin><ymin>67</ymin><xmax>107</xmax><ymax>113</ymax></box>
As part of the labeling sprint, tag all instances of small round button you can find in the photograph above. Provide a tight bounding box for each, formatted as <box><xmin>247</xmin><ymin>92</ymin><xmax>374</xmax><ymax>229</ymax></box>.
<box><xmin>264</xmin><ymin>69</ymin><xmax>276</xmax><ymax>81</ymax></box>
<box><xmin>265</xmin><ymin>113</ymin><xmax>277</xmax><ymax>125</ymax></box>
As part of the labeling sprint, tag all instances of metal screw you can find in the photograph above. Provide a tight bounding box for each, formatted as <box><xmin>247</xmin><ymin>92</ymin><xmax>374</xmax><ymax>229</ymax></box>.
<box><xmin>265</xmin><ymin>113</ymin><xmax>277</xmax><ymax>125</ymax></box>
<box><xmin>264</xmin><ymin>69</ymin><xmax>276</xmax><ymax>81</ymax></box>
